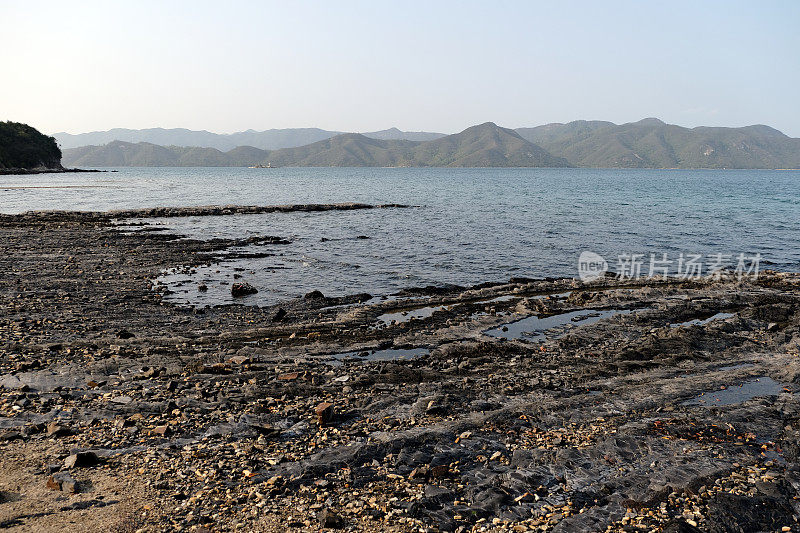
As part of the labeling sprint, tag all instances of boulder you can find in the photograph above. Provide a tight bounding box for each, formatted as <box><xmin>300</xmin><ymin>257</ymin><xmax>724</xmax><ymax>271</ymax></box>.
<box><xmin>231</xmin><ymin>282</ymin><xmax>258</xmax><ymax>297</ymax></box>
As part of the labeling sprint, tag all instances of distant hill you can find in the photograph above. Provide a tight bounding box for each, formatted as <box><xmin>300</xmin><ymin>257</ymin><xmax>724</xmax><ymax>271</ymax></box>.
<box><xmin>410</xmin><ymin>122</ymin><xmax>567</xmax><ymax>167</ymax></box>
<box><xmin>60</xmin><ymin>119</ymin><xmax>800</xmax><ymax>169</ymax></box>
<box><xmin>364</xmin><ymin>127</ymin><xmax>446</xmax><ymax>142</ymax></box>
<box><xmin>53</xmin><ymin>126</ymin><xmax>445</xmax><ymax>151</ymax></box>
<box><xmin>0</xmin><ymin>121</ymin><xmax>62</xmax><ymax>170</ymax></box>
<box><xmin>62</xmin><ymin>123</ymin><xmax>570</xmax><ymax>168</ymax></box>
<box><xmin>516</xmin><ymin>118</ymin><xmax>800</xmax><ymax>168</ymax></box>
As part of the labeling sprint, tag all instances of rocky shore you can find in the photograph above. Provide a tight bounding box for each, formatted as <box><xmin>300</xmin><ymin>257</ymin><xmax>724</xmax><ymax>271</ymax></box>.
<box><xmin>1</xmin><ymin>206</ymin><xmax>799</xmax><ymax>532</ymax></box>
<box><xmin>0</xmin><ymin>167</ymin><xmax>106</xmax><ymax>176</ymax></box>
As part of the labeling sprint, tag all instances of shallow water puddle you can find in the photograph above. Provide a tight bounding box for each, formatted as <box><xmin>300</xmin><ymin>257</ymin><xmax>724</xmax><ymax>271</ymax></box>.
<box><xmin>683</xmin><ymin>376</ymin><xmax>786</xmax><ymax>406</ymax></box>
<box><xmin>376</xmin><ymin>292</ymin><xmax>565</xmax><ymax>326</ymax></box>
<box><xmin>377</xmin><ymin>305</ymin><xmax>448</xmax><ymax>325</ymax></box>
<box><xmin>485</xmin><ymin>308</ymin><xmax>634</xmax><ymax>341</ymax></box>
<box><xmin>530</xmin><ymin>291</ymin><xmax>572</xmax><ymax>301</ymax></box>
<box><xmin>375</xmin><ymin>295</ymin><xmax>516</xmax><ymax>325</ymax></box>
<box><xmin>670</xmin><ymin>312</ymin><xmax>735</xmax><ymax>328</ymax></box>
<box><xmin>327</xmin><ymin>347</ymin><xmax>428</xmax><ymax>365</ymax></box>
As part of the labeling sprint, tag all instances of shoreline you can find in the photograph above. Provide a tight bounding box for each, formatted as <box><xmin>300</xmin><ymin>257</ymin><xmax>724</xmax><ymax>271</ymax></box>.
<box><xmin>0</xmin><ymin>202</ymin><xmax>411</xmax><ymax>222</ymax></box>
<box><xmin>0</xmin><ymin>167</ymin><xmax>109</xmax><ymax>176</ymax></box>
<box><xmin>1</xmin><ymin>213</ymin><xmax>799</xmax><ymax>531</ymax></box>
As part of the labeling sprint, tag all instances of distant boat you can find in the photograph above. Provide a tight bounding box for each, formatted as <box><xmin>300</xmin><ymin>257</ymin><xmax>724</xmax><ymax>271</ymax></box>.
<box><xmin>248</xmin><ymin>163</ymin><xmax>275</xmax><ymax>168</ymax></box>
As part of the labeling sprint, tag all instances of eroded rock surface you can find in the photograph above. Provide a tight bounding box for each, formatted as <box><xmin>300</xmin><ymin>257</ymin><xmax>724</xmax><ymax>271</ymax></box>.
<box><xmin>1</xmin><ymin>209</ymin><xmax>799</xmax><ymax>532</ymax></box>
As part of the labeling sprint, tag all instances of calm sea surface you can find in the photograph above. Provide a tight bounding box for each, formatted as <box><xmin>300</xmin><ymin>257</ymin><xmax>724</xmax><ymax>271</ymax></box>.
<box><xmin>2</xmin><ymin>167</ymin><xmax>799</xmax><ymax>306</ymax></box>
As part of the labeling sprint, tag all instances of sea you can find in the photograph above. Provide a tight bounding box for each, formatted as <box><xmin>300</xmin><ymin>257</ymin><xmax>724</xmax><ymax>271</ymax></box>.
<box><xmin>2</xmin><ymin>167</ymin><xmax>799</xmax><ymax>307</ymax></box>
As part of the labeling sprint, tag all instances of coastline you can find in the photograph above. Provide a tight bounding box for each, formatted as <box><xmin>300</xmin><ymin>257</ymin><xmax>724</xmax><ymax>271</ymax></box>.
<box><xmin>1</xmin><ymin>207</ymin><xmax>798</xmax><ymax>531</ymax></box>
<box><xmin>0</xmin><ymin>167</ymin><xmax>108</xmax><ymax>176</ymax></box>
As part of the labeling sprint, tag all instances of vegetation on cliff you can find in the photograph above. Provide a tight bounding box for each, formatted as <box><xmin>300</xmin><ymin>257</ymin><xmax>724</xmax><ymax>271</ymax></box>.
<box><xmin>0</xmin><ymin>121</ymin><xmax>62</xmax><ymax>170</ymax></box>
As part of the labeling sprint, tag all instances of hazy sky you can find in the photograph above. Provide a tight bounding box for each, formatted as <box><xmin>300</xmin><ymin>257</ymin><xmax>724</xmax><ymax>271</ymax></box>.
<box><xmin>2</xmin><ymin>1</ymin><xmax>799</xmax><ymax>136</ymax></box>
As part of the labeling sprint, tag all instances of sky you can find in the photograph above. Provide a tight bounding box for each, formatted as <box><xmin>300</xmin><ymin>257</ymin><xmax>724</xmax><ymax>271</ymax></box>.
<box><xmin>2</xmin><ymin>1</ymin><xmax>799</xmax><ymax>136</ymax></box>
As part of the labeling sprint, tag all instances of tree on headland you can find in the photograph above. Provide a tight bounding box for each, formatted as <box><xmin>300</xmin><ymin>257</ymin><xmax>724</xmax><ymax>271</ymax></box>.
<box><xmin>0</xmin><ymin>121</ymin><xmax>62</xmax><ymax>169</ymax></box>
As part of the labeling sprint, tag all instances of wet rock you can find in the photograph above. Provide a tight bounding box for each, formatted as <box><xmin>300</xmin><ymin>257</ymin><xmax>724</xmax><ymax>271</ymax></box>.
<box><xmin>271</xmin><ymin>308</ymin><xmax>287</xmax><ymax>322</ymax></box>
<box><xmin>231</xmin><ymin>282</ymin><xmax>258</xmax><ymax>297</ymax></box>
<box><xmin>304</xmin><ymin>290</ymin><xmax>325</xmax><ymax>299</ymax></box>
<box><xmin>117</xmin><ymin>328</ymin><xmax>135</xmax><ymax>339</ymax></box>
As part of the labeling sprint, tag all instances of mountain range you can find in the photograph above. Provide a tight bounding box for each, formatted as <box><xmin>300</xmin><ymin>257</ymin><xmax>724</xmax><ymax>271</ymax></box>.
<box><xmin>53</xmin><ymin>127</ymin><xmax>445</xmax><ymax>151</ymax></box>
<box><xmin>515</xmin><ymin>118</ymin><xmax>800</xmax><ymax>169</ymax></box>
<box><xmin>62</xmin><ymin>123</ymin><xmax>568</xmax><ymax>168</ymax></box>
<box><xmin>59</xmin><ymin>119</ymin><xmax>800</xmax><ymax>169</ymax></box>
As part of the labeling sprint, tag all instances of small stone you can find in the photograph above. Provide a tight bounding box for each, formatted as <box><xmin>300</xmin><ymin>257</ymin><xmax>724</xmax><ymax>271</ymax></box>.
<box><xmin>429</xmin><ymin>465</ymin><xmax>449</xmax><ymax>479</ymax></box>
<box><xmin>265</xmin><ymin>475</ymin><xmax>283</xmax><ymax>486</ymax></box>
<box><xmin>409</xmin><ymin>466</ymin><xmax>429</xmax><ymax>479</ymax></box>
<box><xmin>317</xmin><ymin>508</ymin><xmax>344</xmax><ymax>529</ymax></box>
<box><xmin>64</xmin><ymin>451</ymin><xmax>99</xmax><ymax>469</ymax></box>
<box><xmin>46</xmin><ymin>422</ymin><xmax>72</xmax><ymax>438</ymax></box>
<box><xmin>47</xmin><ymin>472</ymin><xmax>78</xmax><ymax>493</ymax></box>
<box><xmin>316</xmin><ymin>402</ymin><xmax>334</xmax><ymax>426</ymax></box>
<box><xmin>150</xmin><ymin>425</ymin><xmax>172</xmax><ymax>437</ymax></box>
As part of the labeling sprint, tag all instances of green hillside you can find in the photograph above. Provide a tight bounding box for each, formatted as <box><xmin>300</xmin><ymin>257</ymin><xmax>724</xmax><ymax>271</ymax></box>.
<box><xmin>62</xmin><ymin>123</ymin><xmax>570</xmax><ymax>168</ymax></box>
<box><xmin>516</xmin><ymin>118</ymin><xmax>800</xmax><ymax>168</ymax></box>
<box><xmin>410</xmin><ymin>122</ymin><xmax>567</xmax><ymax>167</ymax></box>
<box><xmin>60</xmin><ymin>119</ymin><xmax>800</xmax><ymax>169</ymax></box>
<box><xmin>0</xmin><ymin>121</ymin><xmax>62</xmax><ymax>170</ymax></box>
<box><xmin>264</xmin><ymin>134</ymin><xmax>417</xmax><ymax>167</ymax></box>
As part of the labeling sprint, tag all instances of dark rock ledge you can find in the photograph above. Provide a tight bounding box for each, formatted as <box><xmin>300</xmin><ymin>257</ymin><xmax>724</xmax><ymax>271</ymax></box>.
<box><xmin>0</xmin><ymin>202</ymin><xmax>411</xmax><ymax>222</ymax></box>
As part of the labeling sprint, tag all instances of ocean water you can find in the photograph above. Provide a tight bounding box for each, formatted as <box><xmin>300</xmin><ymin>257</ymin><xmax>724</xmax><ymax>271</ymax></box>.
<box><xmin>3</xmin><ymin>167</ymin><xmax>799</xmax><ymax>306</ymax></box>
